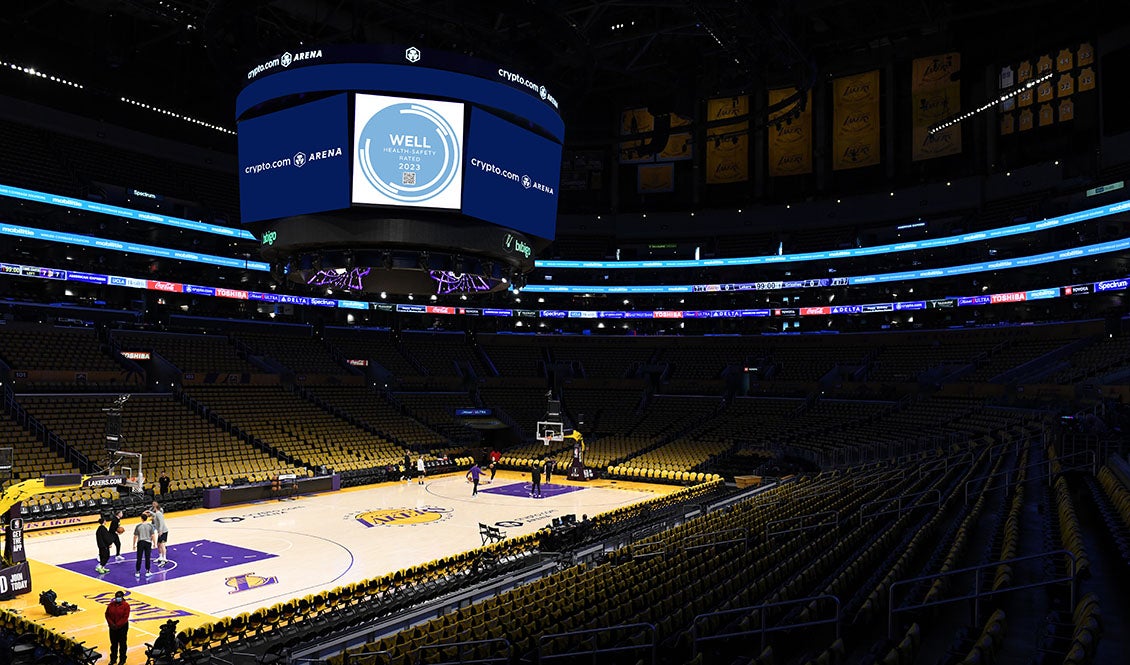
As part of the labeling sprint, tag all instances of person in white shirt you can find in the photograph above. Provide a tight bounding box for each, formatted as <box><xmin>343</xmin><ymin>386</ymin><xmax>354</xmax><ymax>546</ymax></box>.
<box><xmin>149</xmin><ymin>501</ymin><xmax>169</xmax><ymax>565</ymax></box>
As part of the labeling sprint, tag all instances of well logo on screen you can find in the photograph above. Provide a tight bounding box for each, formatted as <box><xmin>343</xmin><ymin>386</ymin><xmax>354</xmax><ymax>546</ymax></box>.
<box><xmin>356</xmin><ymin>101</ymin><xmax>461</xmax><ymax>204</ymax></box>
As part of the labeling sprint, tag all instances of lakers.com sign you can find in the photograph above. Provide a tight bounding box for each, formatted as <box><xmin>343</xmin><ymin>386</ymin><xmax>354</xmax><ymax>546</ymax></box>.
<box><xmin>353</xmin><ymin>506</ymin><xmax>453</xmax><ymax>528</ymax></box>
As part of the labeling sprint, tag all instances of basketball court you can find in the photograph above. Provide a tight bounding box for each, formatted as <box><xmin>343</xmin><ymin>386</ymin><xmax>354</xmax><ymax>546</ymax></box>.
<box><xmin>1</xmin><ymin>470</ymin><xmax>674</xmax><ymax>663</ymax></box>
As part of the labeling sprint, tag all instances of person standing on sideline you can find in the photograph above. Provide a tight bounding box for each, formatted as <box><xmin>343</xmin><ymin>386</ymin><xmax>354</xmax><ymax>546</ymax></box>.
<box><xmin>105</xmin><ymin>590</ymin><xmax>130</xmax><ymax>665</ymax></box>
<box><xmin>108</xmin><ymin>509</ymin><xmax>125</xmax><ymax>562</ymax></box>
<box><xmin>158</xmin><ymin>471</ymin><xmax>171</xmax><ymax>495</ymax></box>
<box><xmin>150</xmin><ymin>501</ymin><xmax>169</xmax><ymax>566</ymax></box>
<box><xmin>466</xmin><ymin>462</ymin><xmax>482</xmax><ymax>496</ymax></box>
<box><xmin>531</xmin><ymin>462</ymin><xmax>542</xmax><ymax>498</ymax></box>
<box><xmin>544</xmin><ymin>457</ymin><xmax>554</xmax><ymax>485</ymax></box>
<box><xmin>133</xmin><ymin>512</ymin><xmax>156</xmax><ymax>578</ymax></box>
<box><xmin>417</xmin><ymin>455</ymin><xmax>427</xmax><ymax>485</ymax></box>
<box><xmin>95</xmin><ymin>515</ymin><xmax>112</xmax><ymax>574</ymax></box>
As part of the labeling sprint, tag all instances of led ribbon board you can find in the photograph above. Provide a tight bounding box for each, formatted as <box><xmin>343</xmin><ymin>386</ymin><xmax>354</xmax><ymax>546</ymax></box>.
<box><xmin>0</xmin><ymin>183</ymin><xmax>255</xmax><ymax>239</ymax></box>
<box><xmin>535</xmin><ymin>199</ymin><xmax>1130</xmax><ymax>269</ymax></box>
<box><xmin>2</xmin><ymin>258</ymin><xmax>1126</xmax><ymax>320</ymax></box>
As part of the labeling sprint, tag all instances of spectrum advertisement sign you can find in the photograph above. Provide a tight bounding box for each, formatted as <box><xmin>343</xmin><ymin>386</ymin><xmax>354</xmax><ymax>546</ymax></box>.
<box><xmin>463</xmin><ymin>107</ymin><xmax>560</xmax><ymax>239</ymax></box>
<box><xmin>238</xmin><ymin>94</ymin><xmax>350</xmax><ymax>223</ymax></box>
<box><xmin>351</xmin><ymin>94</ymin><xmax>464</xmax><ymax>210</ymax></box>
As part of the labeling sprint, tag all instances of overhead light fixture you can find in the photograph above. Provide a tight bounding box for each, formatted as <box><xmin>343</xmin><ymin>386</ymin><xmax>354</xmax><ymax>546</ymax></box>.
<box><xmin>928</xmin><ymin>71</ymin><xmax>1053</xmax><ymax>134</ymax></box>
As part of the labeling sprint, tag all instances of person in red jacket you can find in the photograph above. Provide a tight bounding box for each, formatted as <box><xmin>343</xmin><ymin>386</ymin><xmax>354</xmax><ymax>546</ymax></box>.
<box><xmin>105</xmin><ymin>590</ymin><xmax>130</xmax><ymax>665</ymax></box>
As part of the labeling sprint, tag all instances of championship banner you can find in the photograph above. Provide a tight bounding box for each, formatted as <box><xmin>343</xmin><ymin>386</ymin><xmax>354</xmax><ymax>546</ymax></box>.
<box><xmin>832</xmin><ymin>70</ymin><xmax>880</xmax><ymax>170</ymax></box>
<box><xmin>638</xmin><ymin>163</ymin><xmax>675</xmax><ymax>193</ymax></box>
<box><xmin>659</xmin><ymin>132</ymin><xmax>694</xmax><ymax>161</ymax></box>
<box><xmin>911</xmin><ymin>53</ymin><xmax>962</xmax><ymax>161</ymax></box>
<box><xmin>707</xmin><ymin>95</ymin><xmax>749</xmax><ymax>122</ymax></box>
<box><xmin>619</xmin><ymin>140</ymin><xmax>654</xmax><ymax>164</ymax></box>
<box><xmin>767</xmin><ymin>87</ymin><xmax>812</xmax><ymax>176</ymax></box>
<box><xmin>706</xmin><ymin>121</ymin><xmax>749</xmax><ymax>183</ymax></box>
<box><xmin>620</xmin><ymin>107</ymin><xmax>654</xmax><ymax>135</ymax></box>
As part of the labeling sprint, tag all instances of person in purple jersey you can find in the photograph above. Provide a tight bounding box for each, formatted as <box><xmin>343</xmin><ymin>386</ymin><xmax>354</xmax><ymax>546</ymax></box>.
<box><xmin>466</xmin><ymin>462</ymin><xmax>482</xmax><ymax>496</ymax></box>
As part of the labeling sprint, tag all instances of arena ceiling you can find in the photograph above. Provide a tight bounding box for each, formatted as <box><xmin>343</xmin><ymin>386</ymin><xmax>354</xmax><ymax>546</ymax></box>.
<box><xmin>2</xmin><ymin>0</ymin><xmax>1105</xmax><ymax>144</ymax></box>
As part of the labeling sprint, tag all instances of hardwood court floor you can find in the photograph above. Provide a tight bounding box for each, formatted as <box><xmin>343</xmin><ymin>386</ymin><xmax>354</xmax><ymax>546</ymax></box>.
<box><xmin>2</xmin><ymin>471</ymin><xmax>673</xmax><ymax>663</ymax></box>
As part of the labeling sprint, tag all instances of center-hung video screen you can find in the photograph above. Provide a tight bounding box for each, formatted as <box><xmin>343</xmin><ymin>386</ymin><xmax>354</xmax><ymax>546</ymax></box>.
<box><xmin>238</xmin><ymin>93</ymin><xmax>351</xmax><ymax>224</ymax></box>
<box><xmin>463</xmin><ymin>106</ymin><xmax>561</xmax><ymax>240</ymax></box>
<box><xmin>351</xmin><ymin>93</ymin><xmax>465</xmax><ymax>210</ymax></box>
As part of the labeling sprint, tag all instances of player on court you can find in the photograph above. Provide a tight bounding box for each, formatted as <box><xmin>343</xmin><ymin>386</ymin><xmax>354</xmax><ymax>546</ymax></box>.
<box><xmin>150</xmin><ymin>501</ymin><xmax>169</xmax><ymax>566</ymax></box>
<box><xmin>108</xmin><ymin>509</ymin><xmax>125</xmax><ymax>561</ymax></box>
<box><xmin>133</xmin><ymin>512</ymin><xmax>156</xmax><ymax>578</ymax></box>
<box><xmin>530</xmin><ymin>462</ymin><xmax>542</xmax><ymax>498</ymax></box>
<box><xmin>467</xmin><ymin>462</ymin><xmax>482</xmax><ymax>496</ymax></box>
<box><xmin>417</xmin><ymin>455</ymin><xmax>426</xmax><ymax>485</ymax></box>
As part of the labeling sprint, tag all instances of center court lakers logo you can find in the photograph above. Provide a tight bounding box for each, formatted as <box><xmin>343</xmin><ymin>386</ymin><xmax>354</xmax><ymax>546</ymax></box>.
<box><xmin>225</xmin><ymin>572</ymin><xmax>279</xmax><ymax>594</ymax></box>
<box><xmin>352</xmin><ymin>506</ymin><xmax>453</xmax><ymax>528</ymax></box>
<box><xmin>356</xmin><ymin>100</ymin><xmax>461</xmax><ymax>204</ymax></box>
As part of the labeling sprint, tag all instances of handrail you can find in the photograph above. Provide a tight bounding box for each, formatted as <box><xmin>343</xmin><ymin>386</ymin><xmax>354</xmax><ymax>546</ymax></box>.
<box><xmin>680</xmin><ymin>527</ymin><xmax>749</xmax><ymax>551</ymax></box>
<box><xmin>414</xmin><ymin>637</ymin><xmax>511</xmax><ymax>665</ymax></box>
<box><xmin>887</xmin><ymin>549</ymin><xmax>1076</xmax><ymax>639</ymax></box>
<box><xmin>691</xmin><ymin>594</ymin><xmax>840</xmax><ymax>656</ymax></box>
<box><xmin>629</xmin><ymin>540</ymin><xmax>668</xmax><ymax>559</ymax></box>
<box><xmin>342</xmin><ymin>650</ymin><xmax>392</xmax><ymax>665</ymax></box>
<box><xmin>764</xmin><ymin>510</ymin><xmax>837</xmax><ymax>540</ymax></box>
<box><xmin>964</xmin><ymin>449</ymin><xmax>1097</xmax><ymax>504</ymax></box>
<box><xmin>537</xmin><ymin>622</ymin><xmax>655</xmax><ymax>665</ymax></box>
<box><xmin>858</xmin><ymin>489</ymin><xmax>941</xmax><ymax>524</ymax></box>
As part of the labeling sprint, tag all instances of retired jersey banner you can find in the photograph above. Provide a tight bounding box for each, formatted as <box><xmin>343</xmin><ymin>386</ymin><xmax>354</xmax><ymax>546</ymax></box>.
<box><xmin>707</xmin><ymin>96</ymin><xmax>749</xmax><ymax>123</ymax></box>
<box><xmin>706</xmin><ymin>122</ymin><xmax>749</xmax><ymax>184</ymax></box>
<box><xmin>767</xmin><ymin>88</ymin><xmax>813</xmax><ymax>176</ymax></box>
<box><xmin>638</xmin><ymin>163</ymin><xmax>675</xmax><ymax>193</ymax></box>
<box><xmin>911</xmin><ymin>53</ymin><xmax>962</xmax><ymax>161</ymax></box>
<box><xmin>832</xmin><ymin>70</ymin><xmax>880</xmax><ymax>170</ymax></box>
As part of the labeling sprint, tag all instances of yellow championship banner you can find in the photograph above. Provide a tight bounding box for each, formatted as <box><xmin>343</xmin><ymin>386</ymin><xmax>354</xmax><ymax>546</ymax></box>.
<box><xmin>706</xmin><ymin>121</ymin><xmax>749</xmax><ymax>184</ymax></box>
<box><xmin>659</xmin><ymin>132</ymin><xmax>693</xmax><ymax>161</ymax></box>
<box><xmin>911</xmin><ymin>53</ymin><xmax>961</xmax><ymax>161</ymax></box>
<box><xmin>620</xmin><ymin>107</ymin><xmax>654</xmax><ymax>135</ymax></box>
<box><xmin>767</xmin><ymin>87</ymin><xmax>812</xmax><ymax>176</ymax></box>
<box><xmin>707</xmin><ymin>95</ymin><xmax>749</xmax><ymax>122</ymax></box>
<box><xmin>619</xmin><ymin>140</ymin><xmax>654</xmax><ymax>164</ymax></box>
<box><xmin>832</xmin><ymin>70</ymin><xmax>880</xmax><ymax>170</ymax></box>
<box><xmin>638</xmin><ymin>163</ymin><xmax>675</xmax><ymax>193</ymax></box>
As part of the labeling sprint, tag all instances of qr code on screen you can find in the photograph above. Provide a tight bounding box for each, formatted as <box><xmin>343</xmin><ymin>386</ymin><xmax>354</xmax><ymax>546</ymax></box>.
<box><xmin>402</xmin><ymin>172</ymin><xmax>416</xmax><ymax>185</ymax></box>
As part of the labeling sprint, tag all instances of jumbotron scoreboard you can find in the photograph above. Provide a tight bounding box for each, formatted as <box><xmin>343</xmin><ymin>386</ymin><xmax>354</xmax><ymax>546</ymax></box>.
<box><xmin>236</xmin><ymin>45</ymin><xmax>564</xmax><ymax>294</ymax></box>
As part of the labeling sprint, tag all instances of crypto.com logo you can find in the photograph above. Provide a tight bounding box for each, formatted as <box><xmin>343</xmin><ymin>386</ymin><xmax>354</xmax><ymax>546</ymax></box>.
<box><xmin>405</xmin><ymin>46</ymin><xmax>421</xmax><ymax>63</ymax></box>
